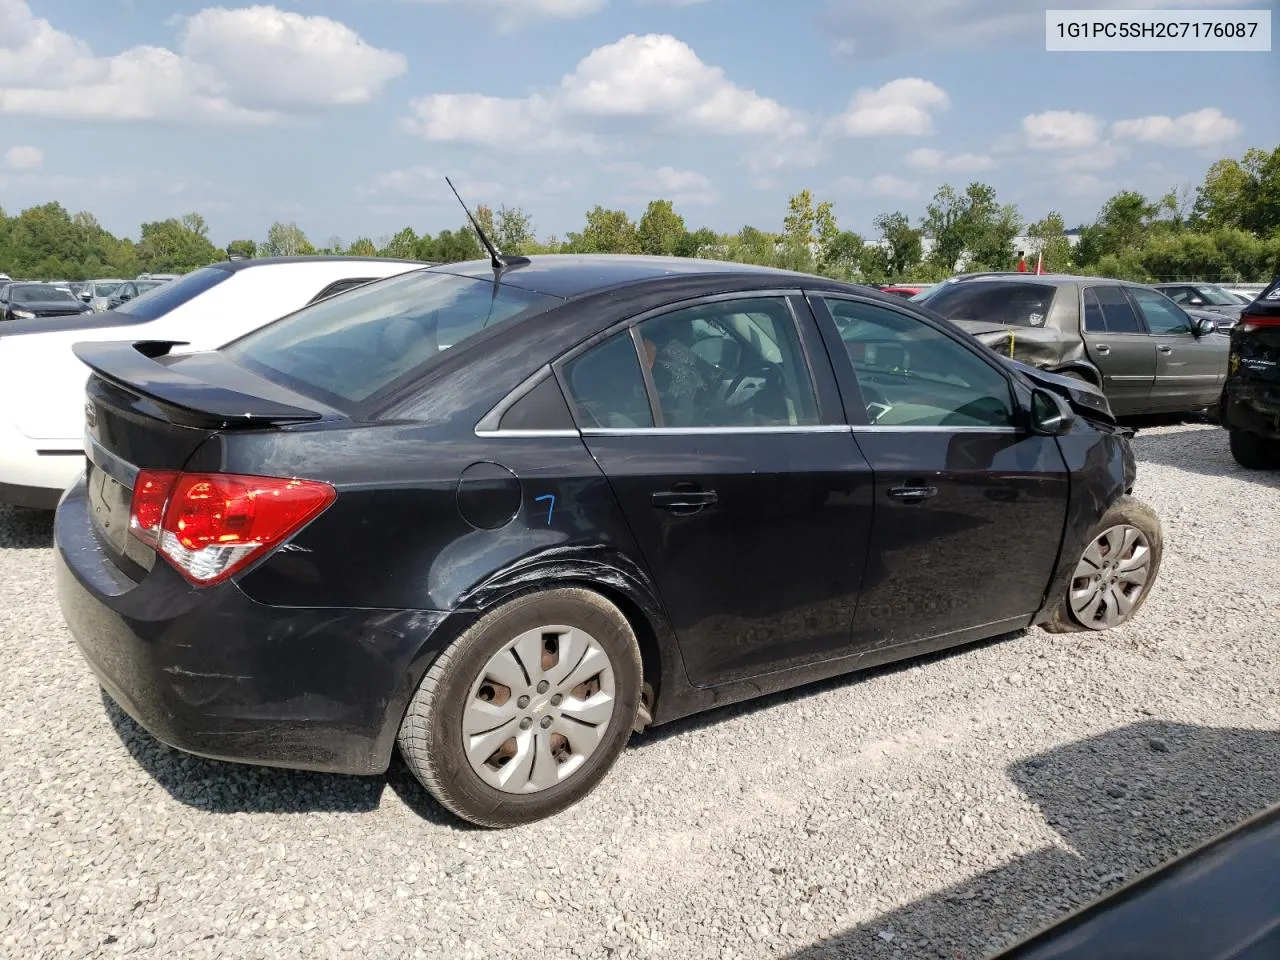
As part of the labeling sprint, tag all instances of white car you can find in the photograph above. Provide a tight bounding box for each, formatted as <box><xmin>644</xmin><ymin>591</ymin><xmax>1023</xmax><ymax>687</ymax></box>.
<box><xmin>0</xmin><ymin>256</ymin><xmax>428</xmax><ymax>508</ymax></box>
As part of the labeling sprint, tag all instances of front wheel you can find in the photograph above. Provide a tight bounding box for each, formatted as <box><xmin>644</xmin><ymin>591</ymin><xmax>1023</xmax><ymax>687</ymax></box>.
<box><xmin>397</xmin><ymin>588</ymin><xmax>642</xmax><ymax>828</ymax></box>
<box><xmin>1228</xmin><ymin>429</ymin><xmax>1280</xmax><ymax>470</ymax></box>
<box><xmin>1043</xmin><ymin>496</ymin><xmax>1163</xmax><ymax>633</ymax></box>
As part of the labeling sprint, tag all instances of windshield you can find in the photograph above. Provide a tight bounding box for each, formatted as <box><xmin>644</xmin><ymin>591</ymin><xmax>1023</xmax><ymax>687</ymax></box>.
<box><xmin>224</xmin><ymin>270</ymin><xmax>561</xmax><ymax>406</ymax></box>
<box><xmin>12</xmin><ymin>284</ymin><xmax>79</xmax><ymax>304</ymax></box>
<box><xmin>1194</xmin><ymin>285</ymin><xmax>1242</xmax><ymax>306</ymax></box>
<box><xmin>92</xmin><ymin>282</ymin><xmax>123</xmax><ymax>297</ymax></box>
<box><xmin>908</xmin><ymin>284</ymin><xmax>939</xmax><ymax>302</ymax></box>
<box><xmin>919</xmin><ymin>281</ymin><xmax>1059</xmax><ymax>327</ymax></box>
<box><xmin>134</xmin><ymin>280</ymin><xmax>165</xmax><ymax>294</ymax></box>
<box><xmin>112</xmin><ymin>266</ymin><xmax>231</xmax><ymax>320</ymax></box>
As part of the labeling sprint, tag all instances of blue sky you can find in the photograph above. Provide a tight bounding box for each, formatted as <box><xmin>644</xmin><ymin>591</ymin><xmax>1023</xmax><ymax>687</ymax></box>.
<box><xmin>1</xmin><ymin>0</ymin><xmax>1276</xmax><ymax>248</ymax></box>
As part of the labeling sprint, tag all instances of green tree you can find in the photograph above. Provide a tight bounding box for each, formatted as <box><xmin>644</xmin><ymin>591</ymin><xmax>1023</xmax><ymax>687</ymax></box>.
<box><xmin>922</xmin><ymin>182</ymin><xmax>1018</xmax><ymax>271</ymax></box>
<box><xmin>135</xmin><ymin>215</ymin><xmax>220</xmax><ymax>272</ymax></box>
<box><xmin>781</xmin><ymin>189</ymin><xmax>837</xmax><ymax>271</ymax></box>
<box><xmin>226</xmin><ymin>239</ymin><xmax>257</xmax><ymax>259</ymax></box>
<box><xmin>637</xmin><ymin>200</ymin><xmax>687</xmax><ymax>257</ymax></box>
<box><xmin>347</xmin><ymin>237</ymin><xmax>378</xmax><ymax>257</ymax></box>
<box><xmin>819</xmin><ymin>230</ymin><xmax>865</xmax><ymax>280</ymax></box>
<box><xmin>1076</xmin><ymin>190</ymin><xmax>1159</xmax><ymax>268</ymax></box>
<box><xmin>675</xmin><ymin>226</ymin><xmax>719</xmax><ymax>258</ymax></box>
<box><xmin>566</xmin><ymin>207</ymin><xmax>641</xmax><ymax>254</ymax></box>
<box><xmin>1193</xmin><ymin>148</ymin><xmax>1280</xmax><ymax>236</ymax></box>
<box><xmin>424</xmin><ymin>225</ymin><xmax>483</xmax><ymax>262</ymax></box>
<box><xmin>1026</xmin><ymin>213</ymin><xmax>1072</xmax><ymax>274</ymax></box>
<box><xmin>494</xmin><ymin>206</ymin><xmax>536</xmax><ymax>254</ymax></box>
<box><xmin>261</xmin><ymin>222</ymin><xmax>316</xmax><ymax>258</ymax></box>
<box><xmin>379</xmin><ymin>227</ymin><xmax>418</xmax><ymax>260</ymax></box>
<box><xmin>870</xmin><ymin>211</ymin><xmax>923</xmax><ymax>278</ymax></box>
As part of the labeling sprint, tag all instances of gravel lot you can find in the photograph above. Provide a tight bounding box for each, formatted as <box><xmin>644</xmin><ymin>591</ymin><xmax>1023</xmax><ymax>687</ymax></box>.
<box><xmin>2</xmin><ymin>422</ymin><xmax>1277</xmax><ymax>960</ymax></box>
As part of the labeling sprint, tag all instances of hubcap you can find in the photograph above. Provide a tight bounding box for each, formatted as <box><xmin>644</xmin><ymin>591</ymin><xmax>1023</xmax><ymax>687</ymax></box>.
<box><xmin>1069</xmin><ymin>524</ymin><xmax>1152</xmax><ymax>630</ymax></box>
<box><xmin>462</xmin><ymin>625</ymin><xmax>616</xmax><ymax>794</ymax></box>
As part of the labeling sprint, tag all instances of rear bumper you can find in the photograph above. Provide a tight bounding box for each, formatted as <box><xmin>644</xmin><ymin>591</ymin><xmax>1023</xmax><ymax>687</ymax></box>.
<box><xmin>1221</xmin><ymin>379</ymin><xmax>1280</xmax><ymax>439</ymax></box>
<box><xmin>54</xmin><ymin>482</ymin><xmax>449</xmax><ymax>775</ymax></box>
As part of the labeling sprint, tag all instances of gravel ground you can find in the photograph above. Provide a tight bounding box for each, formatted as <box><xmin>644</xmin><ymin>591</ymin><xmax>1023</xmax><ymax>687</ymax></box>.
<box><xmin>1</xmin><ymin>422</ymin><xmax>1277</xmax><ymax>960</ymax></box>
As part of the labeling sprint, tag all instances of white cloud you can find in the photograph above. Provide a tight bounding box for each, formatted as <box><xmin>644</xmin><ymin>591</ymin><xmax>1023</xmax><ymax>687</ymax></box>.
<box><xmin>826</xmin><ymin>79</ymin><xmax>949</xmax><ymax>137</ymax></box>
<box><xmin>1022</xmin><ymin>110</ymin><xmax>1101</xmax><ymax>151</ymax></box>
<box><xmin>905</xmin><ymin>147</ymin><xmax>994</xmax><ymax>172</ymax></box>
<box><xmin>824</xmin><ymin>0</ymin><xmax>1251</xmax><ymax>55</ymax></box>
<box><xmin>3</xmin><ymin>144</ymin><xmax>42</xmax><ymax>169</ymax></box>
<box><xmin>744</xmin><ymin>140</ymin><xmax>827</xmax><ymax>174</ymax></box>
<box><xmin>401</xmin><ymin>33</ymin><xmax>802</xmax><ymax>151</ymax></box>
<box><xmin>611</xmin><ymin>162</ymin><xmax>718</xmax><ymax>204</ymax></box>
<box><xmin>870</xmin><ymin>174</ymin><xmax>920</xmax><ymax>198</ymax></box>
<box><xmin>359</xmin><ymin>166</ymin><xmax>504</xmax><ymax>205</ymax></box>
<box><xmin>1062</xmin><ymin>172</ymin><xmax>1108</xmax><ymax>196</ymax></box>
<box><xmin>1111</xmin><ymin>108</ymin><xmax>1242</xmax><ymax>148</ymax></box>
<box><xmin>1052</xmin><ymin>141</ymin><xmax>1127</xmax><ymax>172</ymax></box>
<box><xmin>404</xmin><ymin>0</ymin><xmax>605</xmax><ymax>22</ymax></box>
<box><xmin>180</xmin><ymin>6</ymin><xmax>407</xmax><ymax>107</ymax></box>
<box><xmin>0</xmin><ymin>1</ymin><xmax>404</xmax><ymax>123</ymax></box>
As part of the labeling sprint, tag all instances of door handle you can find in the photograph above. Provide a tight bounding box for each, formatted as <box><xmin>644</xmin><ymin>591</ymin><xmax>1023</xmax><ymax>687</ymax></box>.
<box><xmin>1157</xmin><ymin>344</ymin><xmax>1173</xmax><ymax>354</ymax></box>
<box><xmin>887</xmin><ymin>484</ymin><xmax>938</xmax><ymax>503</ymax></box>
<box><xmin>1094</xmin><ymin>344</ymin><xmax>1112</xmax><ymax>355</ymax></box>
<box><xmin>651</xmin><ymin>489</ymin><xmax>718</xmax><ymax>511</ymax></box>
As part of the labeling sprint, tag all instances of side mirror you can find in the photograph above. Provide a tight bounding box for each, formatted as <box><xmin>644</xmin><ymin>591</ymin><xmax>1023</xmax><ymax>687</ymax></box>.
<box><xmin>1030</xmin><ymin>388</ymin><xmax>1076</xmax><ymax>436</ymax></box>
<box><xmin>79</xmin><ymin>292</ymin><xmax>91</xmax><ymax>302</ymax></box>
<box><xmin>1188</xmin><ymin>297</ymin><xmax>1205</xmax><ymax>306</ymax></box>
<box><xmin>1191</xmin><ymin>316</ymin><xmax>1218</xmax><ymax>337</ymax></box>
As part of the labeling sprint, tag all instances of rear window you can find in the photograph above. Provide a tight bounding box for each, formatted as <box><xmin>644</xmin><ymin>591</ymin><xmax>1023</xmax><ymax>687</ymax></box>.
<box><xmin>921</xmin><ymin>281</ymin><xmax>1058</xmax><ymax>327</ymax></box>
<box><xmin>113</xmin><ymin>267</ymin><xmax>232</xmax><ymax>321</ymax></box>
<box><xmin>224</xmin><ymin>270</ymin><xmax>561</xmax><ymax>406</ymax></box>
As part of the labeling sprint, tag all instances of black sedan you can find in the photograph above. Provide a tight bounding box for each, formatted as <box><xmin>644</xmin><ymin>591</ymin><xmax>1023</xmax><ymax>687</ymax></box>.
<box><xmin>55</xmin><ymin>256</ymin><xmax>1163</xmax><ymax>827</ymax></box>
<box><xmin>0</xmin><ymin>282</ymin><xmax>94</xmax><ymax>322</ymax></box>
<box><xmin>1221</xmin><ymin>275</ymin><xmax>1280</xmax><ymax>468</ymax></box>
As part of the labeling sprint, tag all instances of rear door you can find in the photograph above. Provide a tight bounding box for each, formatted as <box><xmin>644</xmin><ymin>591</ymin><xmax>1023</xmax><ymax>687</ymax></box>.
<box><xmin>811</xmin><ymin>294</ymin><xmax>1070</xmax><ymax>653</ymax></box>
<box><xmin>556</xmin><ymin>292</ymin><xmax>875</xmax><ymax>687</ymax></box>
<box><xmin>1125</xmin><ymin>286</ymin><xmax>1226</xmax><ymax>411</ymax></box>
<box><xmin>1081</xmin><ymin>285</ymin><xmax>1157</xmax><ymax>416</ymax></box>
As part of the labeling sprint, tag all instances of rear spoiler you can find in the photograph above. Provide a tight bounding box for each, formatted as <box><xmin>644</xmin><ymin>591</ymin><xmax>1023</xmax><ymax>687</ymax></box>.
<box><xmin>73</xmin><ymin>340</ymin><xmax>324</xmax><ymax>426</ymax></box>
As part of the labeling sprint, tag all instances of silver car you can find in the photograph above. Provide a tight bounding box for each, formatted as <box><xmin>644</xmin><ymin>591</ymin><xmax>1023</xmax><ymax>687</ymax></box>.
<box><xmin>79</xmin><ymin>279</ymin><xmax>127</xmax><ymax>312</ymax></box>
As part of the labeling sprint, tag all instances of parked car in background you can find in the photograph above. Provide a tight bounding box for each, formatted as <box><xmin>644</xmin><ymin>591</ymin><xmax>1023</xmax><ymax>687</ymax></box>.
<box><xmin>1</xmin><ymin>282</ymin><xmax>94</xmax><ymax>323</ymax></box>
<box><xmin>0</xmin><ymin>257</ymin><xmax>429</xmax><ymax>509</ymax></box>
<box><xmin>877</xmin><ymin>283</ymin><xmax>932</xmax><ymax>298</ymax></box>
<box><xmin>1220</xmin><ymin>275</ymin><xmax>1280</xmax><ymax>469</ymax></box>
<box><xmin>54</xmin><ymin>254</ymin><xmax>1161</xmax><ymax>828</ymax></box>
<box><xmin>994</xmin><ymin>803</ymin><xmax>1280</xmax><ymax>960</ymax></box>
<box><xmin>920</xmin><ymin>274</ymin><xmax>1226</xmax><ymax>416</ymax></box>
<box><xmin>1152</xmin><ymin>282</ymin><xmax>1245</xmax><ymax>325</ymax></box>
<box><xmin>136</xmin><ymin>273</ymin><xmax>180</xmax><ymax>283</ymax></box>
<box><xmin>1223</xmin><ymin>283</ymin><xmax>1267</xmax><ymax>302</ymax></box>
<box><xmin>106</xmin><ymin>278</ymin><xmax>170</xmax><ymax>309</ymax></box>
<box><xmin>79</xmin><ymin>279</ymin><xmax>127</xmax><ymax>312</ymax></box>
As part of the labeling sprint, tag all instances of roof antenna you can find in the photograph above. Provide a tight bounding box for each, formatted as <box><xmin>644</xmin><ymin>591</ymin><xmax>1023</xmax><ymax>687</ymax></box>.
<box><xmin>445</xmin><ymin>176</ymin><xmax>530</xmax><ymax>273</ymax></box>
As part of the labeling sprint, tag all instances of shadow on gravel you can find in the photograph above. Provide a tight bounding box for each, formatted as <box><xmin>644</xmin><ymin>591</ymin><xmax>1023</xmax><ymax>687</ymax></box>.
<box><xmin>1128</xmin><ymin>424</ymin><xmax>1280</xmax><ymax>489</ymax></box>
<box><xmin>102</xmin><ymin>690</ymin><xmax>472</xmax><ymax>827</ymax></box>
<box><xmin>634</xmin><ymin>631</ymin><xmax>1025</xmax><ymax>748</ymax></box>
<box><xmin>787</xmin><ymin>721</ymin><xmax>1280</xmax><ymax>960</ymax></box>
<box><xmin>0</xmin><ymin>505</ymin><xmax>54</xmax><ymax>549</ymax></box>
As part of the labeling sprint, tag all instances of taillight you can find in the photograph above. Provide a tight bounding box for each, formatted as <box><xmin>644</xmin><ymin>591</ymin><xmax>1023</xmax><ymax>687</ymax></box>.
<box><xmin>129</xmin><ymin>469</ymin><xmax>179</xmax><ymax>547</ymax></box>
<box><xmin>1237</xmin><ymin>314</ymin><xmax>1280</xmax><ymax>332</ymax></box>
<box><xmin>128</xmin><ymin>470</ymin><xmax>335</xmax><ymax>585</ymax></box>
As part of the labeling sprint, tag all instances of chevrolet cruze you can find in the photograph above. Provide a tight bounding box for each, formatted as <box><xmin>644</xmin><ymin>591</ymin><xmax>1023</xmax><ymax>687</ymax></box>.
<box><xmin>55</xmin><ymin>255</ymin><xmax>1163</xmax><ymax>827</ymax></box>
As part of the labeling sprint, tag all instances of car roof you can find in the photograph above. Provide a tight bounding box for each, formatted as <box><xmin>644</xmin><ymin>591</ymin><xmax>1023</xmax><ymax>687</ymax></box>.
<box><xmin>936</xmin><ymin>273</ymin><xmax>1153</xmax><ymax>289</ymax></box>
<box><xmin>210</xmin><ymin>256</ymin><xmax>430</xmax><ymax>273</ymax></box>
<box><xmin>428</xmin><ymin>254</ymin><xmax>822</xmax><ymax>300</ymax></box>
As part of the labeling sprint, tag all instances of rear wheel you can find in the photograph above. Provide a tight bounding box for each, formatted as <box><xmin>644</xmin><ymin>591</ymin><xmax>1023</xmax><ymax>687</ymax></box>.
<box><xmin>1228</xmin><ymin>429</ymin><xmax>1280</xmax><ymax>470</ymax></box>
<box><xmin>397</xmin><ymin>588</ymin><xmax>642</xmax><ymax>828</ymax></box>
<box><xmin>1043</xmin><ymin>496</ymin><xmax>1162</xmax><ymax>633</ymax></box>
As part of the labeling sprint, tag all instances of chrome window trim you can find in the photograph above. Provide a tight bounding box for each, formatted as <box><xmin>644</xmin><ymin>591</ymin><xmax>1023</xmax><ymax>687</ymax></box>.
<box><xmin>580</xmin><ymin>424</ymin><xmax>851</xmax><ymax>437</ymax></box>
<box><xmin>84</xmin><ymin>432</ymin><xmax>139</xmax><ymax>487</ymax></box>
<box><xmin>473</xmin><ymin>428</ymin><xmax>581</xmax><ymax>439</ymax></box>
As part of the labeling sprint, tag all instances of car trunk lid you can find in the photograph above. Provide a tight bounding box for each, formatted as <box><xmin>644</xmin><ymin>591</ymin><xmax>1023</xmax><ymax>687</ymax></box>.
<box><xmin>75</xmin><ymin>340</ymin><xmax>339</xmax><ymax>577</ymax></box>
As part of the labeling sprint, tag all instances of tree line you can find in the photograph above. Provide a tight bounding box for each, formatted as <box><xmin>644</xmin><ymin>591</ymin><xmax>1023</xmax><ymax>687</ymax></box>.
<box><xmin>2</xmin><ymin>146</ymin><xmax>1276</xmax><ymax>284</ymax></box>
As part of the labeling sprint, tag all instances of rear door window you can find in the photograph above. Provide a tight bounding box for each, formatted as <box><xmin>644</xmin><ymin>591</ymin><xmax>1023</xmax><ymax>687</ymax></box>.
<box><xmin>308</xmin><ymin>278</ymin><xmax>375</xmax><ymax>305</ymax></box>
<box><xmin>224</xmin><ymin>270</ymin><xmax>560</xmax><ymax>407</ymax></box>
<box><xmin>562</xmin><ymin>332</ymin><xmax>655</xmax><ymax>429</ymax></box>
<box><xmin>1088</xmin><ymin>286</ymin><xmax>1144</xmax><ymax>334</ymax></box>
<box><xmin>920</xmin><ymin>281</ymin><xmax>1058</xmax><ymax>327</ymax></box>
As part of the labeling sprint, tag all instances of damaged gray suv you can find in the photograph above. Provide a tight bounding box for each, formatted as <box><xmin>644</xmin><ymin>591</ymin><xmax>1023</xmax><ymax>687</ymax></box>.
<box><xmin>919</xmin><ymin>274</ymin><xmax>1228</xmax><ymax>417</ymax></box>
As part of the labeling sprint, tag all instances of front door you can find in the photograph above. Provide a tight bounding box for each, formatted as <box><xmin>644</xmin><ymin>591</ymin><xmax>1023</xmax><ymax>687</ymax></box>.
<box><xmin>1081</xmin><ymin>285</ymin><xmax>1158</xmax><ymax>416</ymax></box>
<box><xmin>812</xmin><ymin>295</ymin><xmax>1071</xmax><ymax>651</ymax></box>
<box><xmin>556</xmin><ymin>294</ymin><xmax>875</xmax><ymax>686</ymax></box>
<box><xmin>1126</xmin><ymin>286</ymin><xmax>1227</xmax><ymax>412</ymax></box>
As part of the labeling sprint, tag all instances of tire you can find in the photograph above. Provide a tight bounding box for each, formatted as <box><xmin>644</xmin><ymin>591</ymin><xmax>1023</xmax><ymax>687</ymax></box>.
<box><xmin>1042</xmin><ymin>495</ymin><xmax>1163</xmax><ymax>634</ymax></box>
<box><xmin>397</xmin><ymin>587</ymin><xmax>642</xmax><ymax>828</ymax></box>
<box><xmin>1228</xmin><ymin>429</ymin><xmax>1280</xmax><ymax>470</ymax></box>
